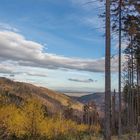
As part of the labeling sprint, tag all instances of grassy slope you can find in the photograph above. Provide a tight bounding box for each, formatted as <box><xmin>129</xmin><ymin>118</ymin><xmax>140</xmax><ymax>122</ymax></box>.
<box><xmin>0</xmin><ymin>77</ymin><xmax>83</xmax><ymax>114</ymax></box>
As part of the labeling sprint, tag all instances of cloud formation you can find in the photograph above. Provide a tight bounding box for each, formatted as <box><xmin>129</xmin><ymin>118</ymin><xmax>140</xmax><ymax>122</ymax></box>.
<box><xmin>25</xmin><ymin>72</ymin><xmax>48</xmax><ymax>77</ymax></box>
<box><xmin>68</xmin><ymin>78</ymin><xmax>97</xmax><ymax>83</ymax></box>
<box><xmin>0</xmin><ymin>31</ymin><xmax>119</xmax><ymax>73</ymax></box>
<box><xmin>0</xmin><ymin>63</ymin><xmax>47</xmax><ymax>78</ymax></box>
<box><xmin>0</xmin><ymin>64</ymin><xmax>14</xmax><ymax>74</ymax></box>
<box><xmin>0</xmin><ymin>23</ymin><xmax>18</xmax><ymax>32</ymax></box>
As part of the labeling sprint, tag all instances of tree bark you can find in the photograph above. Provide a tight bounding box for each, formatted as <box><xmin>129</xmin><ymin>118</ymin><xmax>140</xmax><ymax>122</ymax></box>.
<box><xmin>112</xmin><ymin>90</ymin><xmax>116</xmax><ymax>135</ymax></box>
<box><xmin>118</xmin><ymin>0</ymin><xmax>122</xmax><ymax>138</ymax></box>
<box><xmin>105</xmin><ymin>0</ymin><xmax>111</xmax><ymax>139</ymax></box>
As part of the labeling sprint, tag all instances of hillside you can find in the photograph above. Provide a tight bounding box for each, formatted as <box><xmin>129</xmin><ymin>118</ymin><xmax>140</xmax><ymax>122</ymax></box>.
<box><xmin>76</xmin><ymin>93</ymin><xmax>105</xmax><ymax>118</ymax></box>
<box><xmin>0</xmin><ymin>77</ymin><xmax>83</xmax><ymax>115</ymax></box>
<box><xmin>77</xmin><ymin>93</ymin><xmax>104</xmax><ymax>105</ymax></box>
<box><xmin>75</xmin><ymin>92</ymin><xmax>120</xmax><ymax>118</ymax></box>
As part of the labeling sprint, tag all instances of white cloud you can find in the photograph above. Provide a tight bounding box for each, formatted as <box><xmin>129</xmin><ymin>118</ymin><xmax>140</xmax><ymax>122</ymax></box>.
<box><xmin>0</xmin><ymin>23</ymin><xmax>18</xmax><ymax>32</ymax></box>
<box><xmin>0</xmin><ymin>63</ymin><xmax>48</xmax><ymax>78</ymax></box>
<box><xmin>0</xmin><ymin>30</ymin><xmax>120</xmax><ymax>73</ymax></box>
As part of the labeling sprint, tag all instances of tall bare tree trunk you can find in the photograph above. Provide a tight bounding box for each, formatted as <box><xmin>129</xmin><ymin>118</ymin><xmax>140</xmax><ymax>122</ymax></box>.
<box><xmin>129</xmin><ymin>34</ymin><xmax>134</xmax><ymax>133</ymax></box>
<box><xmin>112</xmin><ymin>90</ymin><xmax>116</xmax><ymax>135</ymax></box>
<box><xmin>138</xmin><ymin>59</ymin><xmax>140</xmax><ymax>86</ymax></box>
<box><xmin>131</xmin><ymin>35</ymin><xmax>134</xmax><ymax>129</ymax></box>
<box><xmin>127</xmin><ymin>64</ymin><xmax>131</xmax><ymax>128</ymax></box>
<box><xmin>105</xmin><ymin>0</ymin><xmax>111</xmax><ymax>139</ymax></box>
<box><xmin>135</xmin><ymin>48</ymin><xmax>140</xmax><ymax>135</ymax></box>
<box><xmin>118</xmin><ymin>0</ymin><xmax>122</xmax><ymax>138</ymax></box>
<box><xmin>137</xmin><ymin>58</ymin><xmax>140</xmax><ymax>118</ymax></box>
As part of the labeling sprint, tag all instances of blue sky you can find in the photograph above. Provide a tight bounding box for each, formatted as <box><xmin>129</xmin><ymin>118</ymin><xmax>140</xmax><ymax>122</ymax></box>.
<box><xmin>0</xmin><ymin>0</ymin><xmax>120</xmax><ymax>93</ymax></box>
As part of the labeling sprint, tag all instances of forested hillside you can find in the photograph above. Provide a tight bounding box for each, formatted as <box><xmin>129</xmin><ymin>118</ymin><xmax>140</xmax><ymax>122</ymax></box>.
<box><xmin>0</xmin><ymin>77</ymin><xmax>101</xmax><ymax>140</ymax></box>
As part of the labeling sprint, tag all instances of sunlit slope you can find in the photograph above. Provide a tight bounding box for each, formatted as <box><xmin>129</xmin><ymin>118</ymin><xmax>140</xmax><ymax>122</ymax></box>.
<box><xmin>0</xmin><ymin>77</ymin><xmax>83</xmax><ymax>113</ymax></box>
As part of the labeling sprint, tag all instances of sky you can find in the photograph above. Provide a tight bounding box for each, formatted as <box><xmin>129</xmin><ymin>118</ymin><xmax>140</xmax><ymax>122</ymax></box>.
<box><xmin>0</xmin><ymin>0</ymin><xmax>121</xmax><ymax>93</ymax></box>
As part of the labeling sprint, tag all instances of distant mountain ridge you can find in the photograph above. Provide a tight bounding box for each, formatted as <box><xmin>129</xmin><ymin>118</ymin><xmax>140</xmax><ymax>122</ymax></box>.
<box><xmin>76</xmin><ymin>92</ymin><xmax>104</xmax><ymax>104</ymax></box>
<box><xmin>74</xmin><ymin>92</ymin><xmax>119</xmax><ymax>118</ymax></box>
<box><xmin>75</xmin><ymin>93</ymin><xmax>105</xmax><ymax>117</ymax></box>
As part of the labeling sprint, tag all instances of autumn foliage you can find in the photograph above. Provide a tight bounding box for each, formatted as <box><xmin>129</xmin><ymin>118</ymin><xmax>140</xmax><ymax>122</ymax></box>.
<box><xmin>0</xmin><ymin>95</ymin><xmax>101</xmax><ymax>140</ymax></box>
